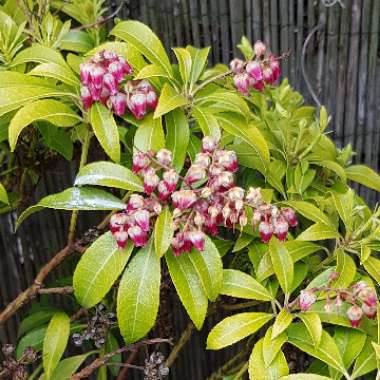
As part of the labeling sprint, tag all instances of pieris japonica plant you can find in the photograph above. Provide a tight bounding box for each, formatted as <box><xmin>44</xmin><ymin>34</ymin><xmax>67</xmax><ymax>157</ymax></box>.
<box><xmin>3</xmin><ymin>5</ymin><xmax>380</xmax><ymax>379</ymax></box>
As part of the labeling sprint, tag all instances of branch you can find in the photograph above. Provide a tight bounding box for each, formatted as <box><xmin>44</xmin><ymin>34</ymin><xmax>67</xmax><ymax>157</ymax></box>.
<box><xmin>38</xmin><ymin>286</ymin><xmax>73</xmax><ymax>295</ymax></box>
<box><xmin>70</xmin><ymin>338</ymin><xmax>171</xmax><ymax>380</ymax></box>
<box><xmin>116</xmin><ymin>349</ymin><xmax>139</xmax><ymax>380</ymax></box>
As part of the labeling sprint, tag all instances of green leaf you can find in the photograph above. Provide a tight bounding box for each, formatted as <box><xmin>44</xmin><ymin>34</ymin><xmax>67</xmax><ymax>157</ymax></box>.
<box><xmin>207</xmin><ymin>312</ymin><xmax>273</xmax><ymax>350</ymax></box>
<box><xmin>272</xmin><ymin>309</ymin><xmax>293</xmax><ymax>340</ymax></box>
<box><xmin>217</xmin><ymin>113</ymin><xmax>270</xmax><ymax>174</ymax></box>
<box><xmin>104</xmin><ymin>332</ymin><xmax>121</xmax><ymax>376</ymax></box>
<box><xmin>333</xmin><ymin>249</ymin><xmax>356</xmax><ymax>288</ymax></box>
<box><xmin>10</xmin><ymin>45</ymin><xmax>68</xmax><ymax>67</ymax></box>
<box><xmin>312</xmin><ymin>160</ymin><xmax>346</xmax><ymax>182</ymax></box>
<box><xmin>29</xmin><ymin>62</ymin><xmax>79</xmax><ymax>87</ymax></box>
<box><xmin>166</xmin><ymin>250</ymin><xmax>208</xmax><ymax>329</ymax></box>
<box><xmin>9</xmin><ymin>99</ymin><xmax>80</xmax><ymax>151</ymax></box>
<box><xmin>269</xmin><ymin>237</ymin><xmax>293</xmax><ymax>295</ymax></box>
<box><xmin>18</xmin><ymin>308</ymin><xmax>58</xmax><ymax>338</ymax></box>
<box><xmin>363</xmin><ymin>256</ymin><xmax>380</xmax><ymax>285</ymax></box>
<box><xmin>298</xmin><ymin>312</ymin><xmax>322</xmax><ymax>348</ymax></box>
<box><xmin>75</xmin><ymin>161</ymin><xmax>143</xmax><ymax>192</ymax></box>
<box><xmin>0</xmin><ymin>183</ymin><xmax>9</xmax><ymax>205</ymax></box>
<box><xmin>16</xmin><ymin>187</ymin><xmax>125</xmax><ymax>229</ymax></box>
<box><xmin>280</xmin><ymin>376</ymin><xmax>333</xmax><ymax>380</ymax></box>
<box><xmin>290</xmin><ymin>262</ymin><xmax>309</xmax><ymax>293</ymax></box>
<box><xmin>187</xmin><ymin>237</ymin><xmax>223</xmax><ymax>301</ymax></box>
<box><xmin>154</xmin><ymin>207</ymin><xmax>174</xmax><ymax>258</ymax></box>
<box><xmin>117</xmin><ymin>239</ymin><xmax>161</xmax><ymax>343</ymax></box>
<box><xmin>134</xmin><ymin>114</ymin><xmax>165</xmax><ymax>153</ymax></box>
<box><xmin>220</xmin><ymin>269</ymin><xmax>273</xmax><ymax>301</ymax></box>
<box><xmin>296</xmin><ymin>223</ymin><xmax>340</xmax><ymax>241</ymax></box>
<box><xmin>90</xmin><ymin>103</ymin><xmax>120</xmax><ymax>162</ymax></box>
<box><xmin>192</xmin><ymin>106</ymin><xmax>221</xmax><ymax>139</ymax></box>
<box><xmin>232</xmin><ymin>233</ymin><xmax>254</xmax><ymax>252</ymax></box>
<box><xmin>42</xmin><ymin>312</ymin><xmax>70</xmax><ymax>378</ymax></box>
<box><xmin>346</xmin><ymin>165</ymin><xmax>380</xmax><ymax>192</ymax></box>
<box><xmin>331</xmin><ymin>190</ymin><xmax>354</xmax><ymax>233</ymax></box>
<box><xmin>351</xmin><ymin>337</ymin><xmax>377</xmax><ymax>378</ymax></box>
<box><xmin>285</xmin><ymin>201</ymin><xmax>334</xmax><ymax>227</ymax></box>
<box><xmin>287</xmin><ymin>323</ymin><xmax>346</xmax><ymax>374</ymax></box>
<box><xmin>188</xmin><ymin>46</ymin><xmax>210</xmax><ymax>85</ymax></box>
<box><xmin>134</xmin><ymin>63</ymin><xmax>170</xmax><ymax>80</ymax></box>
<box><xmin>73</xmin><ymin>232</ymin><xmax>133</xmax><ymax>308</ymax></box>
<box><xmin>111</xmin><ymin>20</ymin><xmax>173</xmax><ymax>77</ymax></box>
<box><xmin>60</xmin><ymin>30</ymin><xmax>94</xmax><ymax>53</ymax></box>
<box><xmin>267</xmin><ymin>160</ymin><xmax>286</xmax><ymax>196</ymax></box>
<box><xmin>249</xmin><ymin>338</ymin><xmax>289</xmax><ymax>379</ymax></box>
<box><xmin>263</xmin><ymin>326</ymin><xmax>287</xmax><ymax>367</ymax></box>
<box><xmin>153</xmin><ymin>83</ymin><xmax>187</xmax><ymax>118</ymax></box>
<box><xmin>165</xmin><ymin>109</ymin><xmax>190</xmax><ymax>172</ymax></box>
<box><xmin>173</xmin><ymin>47</ymin><xmax>192</xmax><ymax>85</ymax></box>
<box><xmin>17</xmin><ymin>326</ymin><xmax>47</xmax><ymax>358</ymax></box>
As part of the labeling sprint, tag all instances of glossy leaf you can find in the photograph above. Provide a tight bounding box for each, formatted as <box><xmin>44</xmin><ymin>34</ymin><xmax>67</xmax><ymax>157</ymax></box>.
<box><xmin>296</xmin><ymin>223</ymin><xmax>340</xmax><ymax>241</ymax></box>
<box><xmin>280</xmin><ymin>376</ymin><xmax>333</xmax><ymax>380</ymax></box>
<box><xmin>16</xmin><ymin>187</ymin><xmax>126</xmax><ymax>229</ymax></box>
<box><xmin>263</xmin><ymin>326</ymin><xmax>287</xmax><ymax>367</ymax></box>
<box><xmin>42</xmin><ymin>312</ymin><xmax>70</xmax><ymax>378</ymax></box>
<box><xmin>269</xmin><ymin>237</ymin><xmax>293</xmax><ymax>295</ymax></box>
<box><xmin>298</xmin><ymin>312</ymin><xmax>322</xmax><ymax>348</ymax></box>
<box><xmin>188</xmin><ymin>46</ymin><xmax>210</xmax><ymax>85</ymax></box>
<box><xmin>117</xmin><ymin>239</ymin><xmax>161</xmax><ymax>343</ymax></box>
<box><xmin>333</xmin><ymin>249</ymin><xmax>356</xmax><ymax>288</ymax></box>
<box><xmin>351</xmin><ymin>337</ymin><xmax>377</xmax><ymax>378</ymax></box>
<box><xmin>111</xmin><ymin>20</ymin><xmax>173</xmax><ymax>77</ymax></box>
<box><xmin>166</xmin><ymin>250</ymin><xmax>208</xmax><ymax>329</ymax></box>
<box><xmin>285</xmin><ymin>201</ymin><xmax>334</xmax><ymax>227</ymax></box>
<box><xmin>10</xmin><ymin>45</ymin><xmax>68</xmax><ymax>67</ymax></box>
<box><xmin>60</xmin><ymin>30</ymin><xmax>94</xmax><ymax>53</ymax></box>
<box><xmin>220</xmin><ymin>269</ymin><xmax>273</xmax><ymax>301</ymax></box>
<box><xmin>331</xmin><ymin>190</ymin><xmax>354</xmax><ymax>233</ymax></box>
<box><xmin>154</xmin><ymin>207</ymin><xmax>174</xmax><ymax>258</ymax></box>
<box><xmin>154</xmin><ymin>83</ymin><xmax>187</xmax><ymax>118</ymax></box>
<box><xmin>18</xmin><ymin>307</ymin><xmax>58</xmax><ymax>338</ymax></box>
<box><xmin>165</xmin><ymin>109</ymin><xmax>190</xmax><ymax>172</ymax></box>
<box><xmin>75</xmin><ymin>161</ymin><xmax>143</xmax><ymax>192</ymax></box>
<box><xmin>90</xmin><ymin>103</ymin><xmax>120</xmax><ymax>162</ymax></box>
<box><xmin>134</xmin><ymin>63</ymin><xmax>170</xmax><ymax>80</ymax></box>
<box><xmin>29</xmin><ymin>62</ymin><xmax>79</xmax><ymax>87</ymax></box>
<box><xmin>207</xmin><ymin>312</ymin><xmax>273</xmax><ymax>350</ymax></box>
<box><xmin>17</xmin><ymin>326</ymin><xmax>46</xmax><ymax>358</ymax></box>
<box><xmin>346</xmin><ymin>165</ymin><xmax>380</xmax><ymax>192</ymax></box>
<box><xmin>173</xmin><ymin>47</ymin><xmax>192</xmax><ymax>85</ymax></box>
<box><xmin>74</xmin><ymin>232</ymin><xmax>133</xmax><ymax>308</ymax></box>
<box><xmin>192</xmin><ymin>106</ymin><xmax>221</xmax><ymax>139</ymax></box>
<box><xmin>272</xmin><ymin>309</ymin><xmax>293</xmax><ymax>339</ymax></box>
<box><xmin>134</xmin><ymin>114</ymin><xmax>165</xmax><ymax>153</ymax></box>
<box><xmin>363</xmin><ymin>256</ymin><xmax>380</xmax><ymax>285</ymax></box>
<box><xmin>0</xmin><ymin>183</ymin><xmax>9</xmax><ymax>205</ymax></box>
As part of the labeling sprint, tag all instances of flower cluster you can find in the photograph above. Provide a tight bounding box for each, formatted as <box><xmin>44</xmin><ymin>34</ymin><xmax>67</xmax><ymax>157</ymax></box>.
<box><xmin>298</xmin><ymin>277</ymin><xmax>378</xmax><ymax>328</ymax></box>
<box><xmin>230</xmin><ymin>40</ymin><xmax>281</xmax><ymax>94</ymax></box>
<box><xmin>110</xmin><ymin>136</ymin><xmax>297</xmax><ymax>254</ymax></box>
<box><xmin>80</xmin><ymin>50</ymin><xmax>158</xmax><ymax>119</ymax></box>
<box><xmin>0</xmin><ymin>345</ymin><xmax>37</xmax><ymax>380</ymax></box>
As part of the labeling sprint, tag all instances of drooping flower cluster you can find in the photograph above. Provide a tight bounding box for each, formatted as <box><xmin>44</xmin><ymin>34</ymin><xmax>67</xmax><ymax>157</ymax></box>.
<box><xmin>230</xmin><ymin>40</ymin><xmax>281</xmax><ymax>94</ymax></box>
<box><xmin>109</xmin><ymin>136</ymin><xmax>297</xmax><ymax>254</ymax></box>
<box><xmin>80</xmin><ymin>50</ymin><xmax>158</xmax><ymax>119</ymax></box>
<box><xmin>298</xmin><ymin>277</ymin><xmax>378</xmax><ymax>328</ymax></box>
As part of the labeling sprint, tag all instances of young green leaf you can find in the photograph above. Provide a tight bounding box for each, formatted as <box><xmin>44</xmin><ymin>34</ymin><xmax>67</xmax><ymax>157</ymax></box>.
<box><xmin>192</xmin><ymin>106</ymin><xmax>221</xmax><ymax>139</ymax></box>
<box><xmin>298</xmin><ymin>312</ymin><xmax>322</xmax><ymax>348</ymax></box>
<box><xmin>220</xmin><ymin>269</ymin><xmax>273</xmax><ymax>301</ymax></box>
<box><xmin>272</xmin><ymin>309</ymin><xmax>293</xmax><ymax>340</ymax></box>
<box><xmin>279</xmin><ymin>375</ymin><xmax>333</xmax><ymax>380</ymax></box>
<box><xmin>0</xmin><ymin>183</ymin><xmax>9</xmax><ymax>205</ymax></box>
<box><xmin>134</xmin><ymin>63</ymin><xmax>171</xmax><ymax>80</ymax></box>
<box><xmin>173</xmin><ymin>47</ymin><xmax>192</xmax><ymax>85</ymax></box>
<box><xmin>207</xmin><ymin>312</ymin><xmax>273</xmax><ymax>350</ymax></box>
<box><xmin>165</xmin><ymin>109</ymin><xmax>190</xmax><ymax>172</ymax></box>
<box><xmin>363</xmin><ymin>256</ymin><xmax>380</xmax><ymax>285</ymax></box>
<box><xmin>351</xmin><ymin>337</ymin><xmax>377</xmax><ymax>378</ymax></box>
<box><xmin>346</xmin><ymin>165</ymin><xmax>380</xmax><ymax>192</ymax></box>
<box><xmin>117</xmin><ymin>239</ymin><xmax>161</xmax><ymax>343</ymax></box>
<box><xmin>90</xmin><ymin>103</ymin><xmax>120</xmax><ymax>162</ymax></box>
<box><xmin>60</xmin><ymin>30</ymin><xmax>94</xmax><ymax>53</ymax></box>
<box><xmin>188</xmin><ymin>46</ymin><xmax>210</xmax><ymax>86</ymax></box>
<box><xmin>134</xmin><ymin>114</ymin><xmax>165</xmax><ymax>153</ymax></box>
<box><xmin>269</xmin><ymin>237</ymin><xmax>294</xmax><ymax>295</ymax></box>
<box><xmin>42</xmin><ymin>312</ymin><xmax>70</xmax><ymax>378</ymax></box>
<box><xmin>330</xmin><ymin>190</ymin><xmax>354</xmax><ymax>233</ymax></box>
<box><xmin>16</xmin><ymin>187</ymin><xmax>126</xmax><ymax>229</ymax></box>
<box><xmin>75</xmin><ymin>161</ymin><xmax>143</xmax><ymax>192</ymax></box>
<box><xmin>284</xmin><ymin>201</ymin><xmax>334</xmax><ymax>227</ymax></box>
<box><xmin>73</xmin><ymin>232</ymin><xmax>133</xmax><ymax>308</ymax></box>
<box><xmin>333</xmin><ymin>249</ymin><xmax>356</xmax><ymax>288</ymax></box>
<box><xmin>153</xmin><ymin>83</ymin><xmax>187</xmax><ymax>118</ymax></box>
<box><xmin>262</xmin><ymin>326</ymin><xmax>287</xmax><ymax>367</ymax></box>
<box><xmin>296</xmin><ymin>223</ymin><xmax>340</xmax><ymax>241</ymax></box>
<box><xmin>166</xmin><ymin>250</ymin><xmax>208</xmax><ymax>329</ymax></box>
<box><xmin>154</xmin><ymin>207</ymin><xmax>174</xmax><ymax>258</ymax></box>
<box><xmin>29</xmin><ymin>62</ymin><xmax>79</xmax><ymax>87</ymax></box>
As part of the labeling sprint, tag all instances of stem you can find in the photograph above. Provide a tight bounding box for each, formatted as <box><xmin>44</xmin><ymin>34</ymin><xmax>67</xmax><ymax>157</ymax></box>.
<box><xmin>233</xmin><ymin>362</ymin><xmax>248</xmax><ymax>379</ymax></box>
<box><xmin>192</xmin><ymin>70</ymin><xmax>232</xmax><ymax>96</ymax></box>
<box><xmin>67</xmin><ymin>130</ymin><xmax>91</xmax><ymax>245</ymax></box>
<box><xmin>116</xmin><ymin>349</ymin><xmax>139</xmax><ymax>380</ymax></box>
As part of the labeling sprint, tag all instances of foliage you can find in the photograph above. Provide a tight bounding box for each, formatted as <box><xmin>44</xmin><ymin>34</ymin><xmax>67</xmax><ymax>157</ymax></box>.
<box><xmin>1</xmin><ymin>2</ymin><xmax>380</xmax><ymax>379</ymax></box>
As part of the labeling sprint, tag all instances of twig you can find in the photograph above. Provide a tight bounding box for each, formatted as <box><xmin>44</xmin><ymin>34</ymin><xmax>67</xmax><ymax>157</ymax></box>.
<box><xmin>116</xmin><ymin>349</ymin><xmax>139</xmax><ymax>380</ymax></box>
<box><xmin>165</xmin><ymin>321</ymin><xmax>195</xmax><ymax>367</ymax></box>
<box><xmin>38</xmin><ymin>286</ymin><xmax>73</xmax><ymax>295</ymax></box>
<box><xmin>70</xmin><ymin>338</ymin><xmax>171</xmax><ymax>380</ymax></box>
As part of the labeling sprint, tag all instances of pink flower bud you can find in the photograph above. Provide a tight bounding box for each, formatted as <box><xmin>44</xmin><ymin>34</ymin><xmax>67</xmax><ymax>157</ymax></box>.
<box><xmin>246</xmin><ymin>60</ymin><xmax>263</xmax><ymax>81</ymax></box>
<box><xmin>80</xmin><ymin>63</ymin><xmax>93</xmax><ymax>85</ymax></box>
<box><xmin>88</xmin><ymin>82</ymin><xmax>101</xmax><ymax>101</ymax></box>
<box><xmin>128</xmin><ymin>93</ymin><xmax>147</xmax><ymax>119</ymax></box>
<box><xmin>250</xmin><ymin>78</ymin><xmax>265</xmax><ymax>91</ymax></box>
<box><xmin>216</xmin><ymin>171</ymin><xmax>234</xmax><ymax>190</ymax></box>
<box><xmin>263</xmin><ymin>66</ymin><xmax>274</xmax><ymax>84</ymax></box>
<box><xmin>253</xmin><ymin>41</ymin><xmax>266</xmax><ymax>58</ymax></box>
<box><xmin>229</xmin><ymin>58</ymin><xmax>245</xmax><ymax>74</ymax></box>
<box><xmin>299</xmin><ymin>290</ymin><xmax>317</xmax><ymax>312</ymax></box>
<box><xmin>80</xmin><ymin>86</ymin><xmax>93</xmax><ymax>110</ymax></box>
<box><xmin>347</xmin><ymin>305</ymin><xmax>363</xmax><ymax>328</ymax></box>
<box><xmin>136</xmin><ymin>79</ymin><xmax>153</xmax><ymax>93</ymax></box>
<box><xmin>228</xmin><ymin>187</ymin><xmax>245</xmax><ymax>202</ymax></box>
<box><xmin>246</xmin><ymin>187</ymin><xmax>262</xmax><ymax>206</ymax></box>
<box><xmin>118</xmin><ymin>57</ymin><xmax>132</xmax><ymax>75</ymax></box>
<box><xmin>258</xmin><ymin>221</ymin><xmax>273</xmax><ymax>243</ymax></box>
<box><xmin>204</xmin><ymin>218</ymin><xmax>219</xmax><ymax>236</ymax></box>
<box><xmin>143</xmin><ymin>168</ymin><xmax>159</xmax><ymax>195</ymax></box>
<box><xmin>163</xmin><ymin>169</ymin><xmax>179</xmax><ymax>192</ymax></box>
<box><xmin>156</xmin><ymin>148</ymin><xmax>172</xmax><ymax>166</ymax></box>
<box><xmin>127</xmin><ymin>194</ymin><xmax>145</xmax><ymax>210</ymax></box>
<box><xmin>110</xmin><ymin>93</ymin><xmax>127</xmax><ymax>116</ymax></box>
<box><xmin>100</xmin><ymin>87</ymin><xmax>110</xmax><ymax>105</ymax></box>
<box><xmin>194</xmin><ymin>152</ymin><xmax>211</xmax><ymax>169</ymax></box>
<box><xmin>103</xmin><ymin>50</ymin><xmax>118</xmax><ymax>61</ymax></box>
<box><xmin>157</xmin><ymin>181</ymin><xmax>170</xmax><ymax>201</ymax></box>
<box><xmin>194</xmin><ymin>212</ymin><xmax>205</xmax><ymax>227</ymax></box>
<box><xmin>358</xmin><ymin>287</ymin><xmax>377</xmax><ymax>307</ymax></box>
<box><xmin>233</xmin><ymin>72</ymin><xmax>250</xmax><ymax>95</ymax></box>
<box><xmin>90</xmin><ymin>65</ymin><xmax>105</xmax><ymax>88</ymax></box>
<box><xmin>362</xmin><ymin>303</ymin><xmax>377</xmax><ymax>319</ymax></box>
<box><xmin>187</xmin><ymin>230</ymin><xmax>205</xmax><ymax>251</ymax></box>
<box><xmin>352</xmin><ymin>281</ymin><xmax>369</xmax><ymax>296</ymax></box>
<box><xmin>209</xmin><ymin>164</ymin><xmax>223</xmax><ymax>177</ymax></box>
<box><xmin>146</xmin><ymin>90</ymin><xmax>158</xmax><ymax>110</ymax></box>
<box><xmin>273</xmin><ymin>217</ymin><xmax>289</xmax><ymax>242</ymax></box>
<box><xmin>281</xmin><ymin>208</ymin><xmax>298</xmax><ymax>227</ymax></box>
<box><xmin>185</xmin><ymin>164</ymin><xmax>206</xmax><ymax>185</ymax></box>
<box><xmin>239</xmin><ymin>212</ymin><xmax>248</xmax><ymax>228</ymax></box>
<box><xmin>202</xmin><ymin>136</ymin><xmax>219</xmax><ymax>153</ymax></box>
<box><xmin>217</xmin><ymin>151</ymin><xmax>238</xmax><ymax>172</ymax></box>
<box><xmin>132</xmin><ymin>152</ymin><xmax>149</xmax><ymax>173</ymax></box>
<box><xmin>103</xmin><ymin>73</ymin><xmax>118</xmax><ymax>94</ymax></box>
<box><xmin>269</xmin><ymin>55</ymin><xmax>281</xmax><ymax>81</ymax></box>
<box><xmin>252</xmin><ymin>210</ymin><xmax>262</xmax><ymax>226</ymax></box>
<box><xmin>171</xmin><ymin>190</ymin><xmax>197</xmax><ymax>210</ymax></box>
<box><xmin>133</xmin><ymin>209</ymin><xmax>150</xmax><ymax>232</ymax></box>
<box><xmin>128</xmin><ymin>225</ymin><xmax>148</xmax><ymax>247</ymax></box>
<box><xmin>114</xmin><ymin>230</ymin><xmax>129</xmax><ymax>249</ymax></box>
<box><xmin>201</xmin><ymin>187</ymin><xmax>213</xmax><ymax>198</ymax></box>
<box><xmin>109</xmin><ymin>212</ymin><xmax>128</xmax><ymax>233</ymax></box>
<box><xmin>108</xmin><ymin>61</ymin><xmax>124</xmax><ymax>83</ymax></box>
